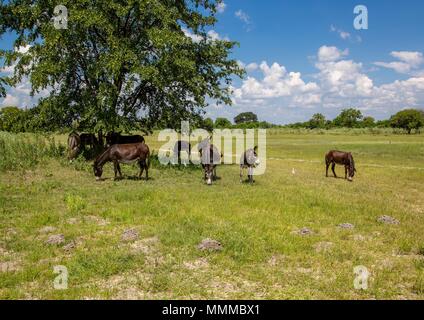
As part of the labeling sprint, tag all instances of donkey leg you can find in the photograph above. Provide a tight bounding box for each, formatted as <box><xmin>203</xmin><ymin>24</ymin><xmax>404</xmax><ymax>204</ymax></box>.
<box><xmin>326</xmin><ymin>163</ymin><xmax>330</xmax><ymax>177</ymax></box>
<box><xmin>138</xmin><ymin>161</ymin><xmax>145</xmax><ymax>179</ymax></box>
<box><xmin>331</xmin><ymin>163</ymin><xmax>337</xmax><ymax>178</ymax></box>
<box><xmin>117</xmin><ymin>163</ymin><xmax>123</xmax><ymax>178</ymax></box>
<box><xmin>240</xmin><ymin>166</ymin><xmax>243</xmax><ymax>183</ymax></box>
<box><xmin>113</xmin><ymin>161</ymin><xmax>119</xmax><ymax>179</ymax></box>
<box><xmin>145</xmin><ymin>160</ymin><xmax>149</xmax><ymax>180</ymax></box>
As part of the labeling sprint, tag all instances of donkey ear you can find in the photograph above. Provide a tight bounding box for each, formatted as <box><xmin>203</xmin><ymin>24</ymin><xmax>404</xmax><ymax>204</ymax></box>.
<box><xmin>254</xmin><ymin>145</ymin><xmax>258</xmax><ymax>151</ymax></box>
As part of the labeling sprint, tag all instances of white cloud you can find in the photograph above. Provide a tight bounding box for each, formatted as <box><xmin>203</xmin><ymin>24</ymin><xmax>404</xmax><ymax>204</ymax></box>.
<box><xmin>182</xmin><ymin>28</ymin><xmax>228</xmax><ymax>43</ymax></box>
<box><xmin>227</xmin><ymin>46</ymin><xmax>424</xmax><ymax>121</ymax></box>
<box><xmin>246</xmin><ymin>63</ymin><xmax>259</xmax><ymax>72</ymax></box>
<box><xmin>235</xmin><ymin>9</ymin><xmax>252</xmax><ymax>31</ymax></box>
<box><xmin>317</xmin><ymin>45</ymin><xmax>349</xmax><ymax>62</ymax></box>
<box><xmin>235</xmin><ymin>10</ymin><xmax>250</xmax><ymax>24</ymax></box>
<box><xmin>391</xmin><ymin>51</ymin><xmax>424</xmax><ymax>66</ymax></box>
<box><xmin>231</xmin><ymin>61</ymin><xmax>320</xmax><ymax>107</ymax></box>
<box><xmin>330</xmin><ymin>25</ymin><xmax>362</xmax><ymax>43</ymax></box>
<box><xmin>216</xmin><ymin>1</ymin><xmax>226</xmax><ymax>13</ymax></box>
<box><xmin>374</xmin><ymin>51</ymin><xmax>424</xmax><ymax>74</ymax></box>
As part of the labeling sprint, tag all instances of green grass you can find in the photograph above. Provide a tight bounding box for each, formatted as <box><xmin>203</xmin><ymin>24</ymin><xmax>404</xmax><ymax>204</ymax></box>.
<box><xmin>0</xmin><ymin>130</ymin><xmax>423</xmax><ymax>299</ymax></box>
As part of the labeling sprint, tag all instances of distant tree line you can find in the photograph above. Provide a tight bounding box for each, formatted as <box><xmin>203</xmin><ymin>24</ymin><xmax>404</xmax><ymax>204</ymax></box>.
<box><xmin>286</xmin><ymin>108</ymin><xmax>424</xmax><ymax>134</ymax></box>
<box><xmin>1</xmin><ymin>107</ymin><xmax>423</xmax><ymax>134</ymax></box>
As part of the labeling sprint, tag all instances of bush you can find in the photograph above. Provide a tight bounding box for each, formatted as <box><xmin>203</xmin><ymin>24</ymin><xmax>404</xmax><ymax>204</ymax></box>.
<box><xmin>0</xmin><ymin>132</ymin><xmax>65</xmax><ymax>172</ymax></box>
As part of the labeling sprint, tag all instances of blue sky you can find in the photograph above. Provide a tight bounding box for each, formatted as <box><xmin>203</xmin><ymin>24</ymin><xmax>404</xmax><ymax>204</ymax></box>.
<box><xmin>1</xmin><ymin>0</ymin><xmax>424</xmax><ymax>124</ymax></box>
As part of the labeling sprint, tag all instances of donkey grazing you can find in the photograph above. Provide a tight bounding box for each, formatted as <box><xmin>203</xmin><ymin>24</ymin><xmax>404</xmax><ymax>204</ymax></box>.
<box><xmin>240</xmin><ymin>146</ymin><xmax>260</xmax><ymax>183</ymax></box>
<box><xmin>93</xmin><ymin>143</ymin><xmax>150</xmax><ymax>181</ymax></box>
<box><xmin>325</xmin><ymin>150</ymin><xmax>356</xmax><ymax>181</ymax></box>
<box><xmin>199</xmin><ymin>142</ymin><xmax>221</xmax><ymax>185</ymax></box>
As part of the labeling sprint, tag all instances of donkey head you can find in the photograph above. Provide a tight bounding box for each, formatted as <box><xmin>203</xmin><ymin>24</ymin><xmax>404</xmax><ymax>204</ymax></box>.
<box><xmin>93</xmin><ymin>162</ymin><xmax>103</xmax><ymax>180</ymax></box>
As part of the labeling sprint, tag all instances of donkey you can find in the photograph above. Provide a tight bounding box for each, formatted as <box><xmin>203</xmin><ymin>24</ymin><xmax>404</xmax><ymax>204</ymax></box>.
<box><xmin>80</xmin><ymin>133</ymin><xmax>98</xmax><ymax>149</ymax></box>
<box><xmin>67</xmin><ymin>132</ymin><xmax>81</xmax><ymax>160</ymax></box>
<box><xmin>93</xmin><ymin>142</ymin><xmax>150</xmax><ymax>181</ymax></box>
<box><xmin>199</xmin><ymin>142</ymin><xmax>221</xmax><ymax>185</ymax></box>
<box><xmin>325</xmin><ymin>150</ymin><xmax>356</xmax><ymax>181</ymax></box>
<box><xmin>240</xmin><ymin>146</ymin><xmax>260</xmax><ymax>183</ymax></box>
<box><xmin>106</xmin><ymin>132</ymin><xmax>145</xmax><ymax>147</ymax></box>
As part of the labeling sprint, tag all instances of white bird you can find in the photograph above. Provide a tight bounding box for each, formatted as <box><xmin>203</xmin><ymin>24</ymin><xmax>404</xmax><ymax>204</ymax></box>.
<box><xmin>292</xmin><ymin>168</ymin><xmax>296</xmax><ymax>175</ymax></box>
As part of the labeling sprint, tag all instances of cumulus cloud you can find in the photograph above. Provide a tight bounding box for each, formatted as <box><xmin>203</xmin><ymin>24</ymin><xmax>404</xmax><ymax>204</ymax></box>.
<box><xmin>374</xmin><ymin>51</ymin><xmax>424</xmax><ymax>74</ymax></box>
<box><xmin>231</xmin><ymin>61</ymin><xmax>320</xmax><ymax>107</ymax></box>
<box><xmin>227</xmin><ymin>46</ymin><xmax>424</xmax><ymax>121</ymax></box>
<box><xmin>317</xmin><ymin>46</ymin><xmax>349</xmax><ymax>62</ymax></box>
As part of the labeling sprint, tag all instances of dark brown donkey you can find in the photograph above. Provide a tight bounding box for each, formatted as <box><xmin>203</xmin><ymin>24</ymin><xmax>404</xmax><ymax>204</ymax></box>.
<box><xmin>93</xmin><ymin>143</ymin><xmax>150</xmax><ymax>180</ymax></box>
<box><xmin>106</xmin><ymin>132</ymin><xmax>145</xmax><ymax>147</ymax></box>
<box><xmin>325</xmin><ymin>150</ymin><xmax>356</xmax><ymax>181</ymax></box>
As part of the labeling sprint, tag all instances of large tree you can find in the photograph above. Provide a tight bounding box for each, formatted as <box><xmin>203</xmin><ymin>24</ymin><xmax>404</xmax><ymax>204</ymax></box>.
<box><xmin>0</xmin><ymin>0</ymin><xmax>243</xmax><ymax>133</ymax></box>
<box><xmin>234</xmin><ymin>112</ymin><xmax>258</xmax><ymax>124</ymax></box>
<box><xmin>307</xmin><ymin>113</ymin><xmax>326</xmax><ymax>129</ymax></box>
<box><xmin>333</xmin><ymin>108</ymin><xmax>363</xmax><ymax>128</ymax></box>
<box><xmin>390</xmin><ymin>109</ymin><xmax>424</xmax><ymax>134</ymax></box>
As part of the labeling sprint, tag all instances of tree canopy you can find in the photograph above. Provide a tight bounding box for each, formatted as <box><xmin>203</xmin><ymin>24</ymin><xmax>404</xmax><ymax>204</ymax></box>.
<box><xmin>307</xmin><ymin>113</ymin><xmax>326</xmax><ymax>129</ymax></box>
<box><xmin>234</xmin><ymin>112</ymin><xmax>258</xmax><ymax>124</ymax></box>
<box><xmin>0</xmin><ymin>0</ymin><xmax>244</xmax><ymax>133</ymax></box>
<box><xmin>214</xmin><ymin>117</ymin><xmax>231</xmax><ymax>128</ymax></box>
<box><xmin>390</xmin><ymin>109</ymin><xmax>424</xmax><ymax>134</ymax></box>
<box><xmin>332</xmin><ymin>108</ymin><xmax>363</xmax><ymax>128</ymax></box>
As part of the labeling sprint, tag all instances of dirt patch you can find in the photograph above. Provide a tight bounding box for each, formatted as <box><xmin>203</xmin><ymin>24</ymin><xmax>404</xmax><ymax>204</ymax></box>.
<box><xmin>267</xmin><ymin>254</ymin><xmax>285</xmax><ymax>267</ymax></box>
<box><xmin>85</xmin><ymin>215</ymin><xmax>109</xmax><ymax>226</ymax></box>
<box><xmin>39</xmin><ymin>226</ymin><xmax>57</xmax><ymax>234</ymax></box>
<box><xmin>121</xmin><ymin>229</ymin><xmax>139</xmax><ymax>242</ymax></box>
<box><xmin>206</xmin><ymin>275</ymin><xmax>263</xmax><ymax>299</ymax></box>
<box><xmin>197</xmin><ymin>239</ymin><xmax>223</xmax><ymax>252</ymax></box>
<box><xmin>67</xmin><ymin>218</ymin><xmax>81</xmax><ymax>225</ymax></box>
<box><xmin>183</xmin><ymin>258</ymin><xmax>209</xmax><ymax>270</ymax></box>
<box><xmin>45</xmin><ymin>234</ymin><xmax>65</xmax><ymax>245</ymax></box>
<box><xmin>0</xmin><ymin>261</ymin><xmax>21</xmax><ymax>273</ymax></box>
<box><xmin>130</xmin><ymin>237</ymin><xmax>159</xmax><ymax>255</ymax></box>
<box><xmin>378</xmin><ymin>215</ymin><xmax>400</xmax><ymax>225</ymax></box>
<box><xmin>63</xmin><ymin>241</ymin><xmax>76</xmax><ymax>252</ymax></box>
<box><xmin>294</xmin><ymin>227</ymin><xmax>313</xmax><ymax>236</ymax></box>
<box><xmin>338</xmin><ymin>223</ymin><xmax>355</xmax><ymax>229</ymax></box>
<box><xmin>314</xmin><ymin>242</ymin><xmax>334</xmax><ymax>253</ymax></box>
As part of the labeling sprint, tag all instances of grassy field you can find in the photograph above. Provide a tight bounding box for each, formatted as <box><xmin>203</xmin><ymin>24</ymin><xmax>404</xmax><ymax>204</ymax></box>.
<box><xmin>1</xmin><ymin>129</ymin><xmax>424</xmax><ymax>299</ymax></box>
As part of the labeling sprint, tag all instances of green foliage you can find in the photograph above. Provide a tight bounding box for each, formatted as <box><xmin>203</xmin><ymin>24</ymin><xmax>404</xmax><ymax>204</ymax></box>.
<box><xmin>0</xmin><ymin>106</ymin><xmax>30</xmax><ymax>132</ymax></box>
<box><xmin>65</xmin><ymin>194</ymin><xmax>87</xmax><ymax>213</ymax></box>
<box><xmin>214</xmin><ymin>117</ymin><xmax>232</xmax><ymax>128</ymax></box>
<box><xmin>202</xmin><ymin>117</ymin><xmax>214</xmax><ymax>132</ymax></box>
<box><xmin>361</xmin><ymin>116</ymin><xmax>375</xmax><ymax>128</ymax></box>
<box><xmin>390</xmin><ymin>109</ymin><xmax>424</xmax><ymax>134</ymax></box>
<box><xmin>0</xmin><ymin>132</ymin><xmax>65</xmax><ymax>171</ymax></box>
<box><xmin>0</xmin><ymin>0</ymin><xmax>244</xmax><ymax>133</ymax></box>
<box><xmin>234</xmin><ymin>112</ymin><xmax>258</xmax><ymax>124</ymax></box>
<box><xmin>307</xmin><ymin>113</ymin><xmax>326</xmax><ymax>129</ymax></box>
<box><xmin>332</xmin><ymin>108</ymin><xmax>363</xmax><ymax>128</ymax></box>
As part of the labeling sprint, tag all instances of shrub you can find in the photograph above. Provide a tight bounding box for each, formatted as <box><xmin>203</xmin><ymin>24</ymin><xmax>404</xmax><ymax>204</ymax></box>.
<box><xmin>0</xmin><ymin>132</ymin><xmax>65</xmax><ymax>172</ymax></box>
